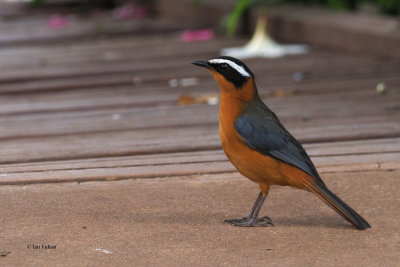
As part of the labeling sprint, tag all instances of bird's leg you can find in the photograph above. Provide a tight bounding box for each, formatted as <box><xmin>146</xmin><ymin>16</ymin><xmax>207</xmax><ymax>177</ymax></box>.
<box><xmin>224</xmin><ymin>192</ymin><xmax>263</xmax><ymax>224</ymax></box>
<box><xmin>224</xmin><ymin>191</ymin><xmax>273</xmax><ymax>227</ymax></box>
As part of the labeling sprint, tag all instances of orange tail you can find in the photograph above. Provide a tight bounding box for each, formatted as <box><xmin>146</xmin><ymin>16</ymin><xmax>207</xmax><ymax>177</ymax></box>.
<box><xmin>302</xmin><ymin>179</ymin><xmax>371</xmax><ymax>230</ymax></box>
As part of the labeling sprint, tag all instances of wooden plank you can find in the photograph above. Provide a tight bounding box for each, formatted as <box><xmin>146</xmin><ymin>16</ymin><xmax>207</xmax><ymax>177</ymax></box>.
<box><xmin>305</xmin><ymin>137</ymin><xmax>400</xmax><ymax>156</ymax></box>
<box><xmin>0</xmin><ymin>16</ymin><xmax>197</xmax><ymax>47</ymax></box>
<box><xmin>0</xmin><ymin>151</ymin><xmax>398</xmax><ymax>185</ymax></box>
<box><xmin>0</xmin><ymin>49</ymin><xmax>382</xmax><ymax>75</ymax></box>
<box><xmin>0</xmin><ymin>54</ymin><xmax>398</xmax><ymax>88</ymax></box>
<box><xmin>2</xmin><ymin>80</ymin><xmax>393</xmax><ymax>114</ymax></box>
<box><xmin>0</xmin><ymin>36</ymin><xmax>243</xmax><ymax>68</ymax></box>
<box><xmin>0</xmin><ymin>115</ymin><xmax>399</xmax><ymax>164</ymax></box>
<box><xmin>0</xmin><ymin>35</ymin><xmax>398</xmax><ymax>99</ymax></box>
<box><xmin>0</xmin><ymin>161</ymin><xmax>235</xmax><ymax>185</ymax></box>
<box><xmin>0</xmin><ymin>70</ymin><xmax>389</xmax><ymax>95</ymax></box>
<box><xmin>0</xmin><ymin>67</ymin><xmax>211</xmax><ymax>94</ymax></box>
<box><xmin>0</xmin><ymin>60</ymin><xmax>398</xmax><ymax>94</ymax></box>
<box><xmin>0</xmin><ymin>39</ymin><xmax>388</xmax><ymax>74</ymax></box>
<box><xmin>0</xmin><ymin>89</ymin><xmax>398</xmax><ymax>139</ymax></box>
<box><xmin>0</xmin><ymin>60</ymin><xmax>189</xmax><ymax>84</ymax></box>
<box><xmin>0</xmin><ymin>125</ymin><xmax>219</xmax><ymax>164</ymax></box>
<box><xmin>1</xmin><ymin>137</ymin><xmax>398</xmax><ymax>174</ymax></box>
<box><xmin>289</xmin><ymin>115</ymin><xmax>400</xmax><ymax>143</ymax></box>
<box><xmin>0</xmin><ymin>68</ymin><xmax>398</xmax><ymax>112</ymax></box>
<box><xmin>0</xmin><ymin>42</ymin><xmax>344</xmax><ymax>66</ymax></box>
<box><xmin>1</xmin><ymin>39</ymin><xmax>398</xmax><ymax>84</ymax></box>
<box><xmin>317</xmin><ymin>160</ymin><xmax>400</xmax><ymax>173</ymax></box>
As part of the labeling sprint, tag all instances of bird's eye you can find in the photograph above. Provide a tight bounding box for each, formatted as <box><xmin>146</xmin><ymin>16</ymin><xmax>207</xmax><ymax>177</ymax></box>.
<box><xmin>220</xmin><ymin>63</ymin><xmax>228</xmax><ymax>69</ymax></box>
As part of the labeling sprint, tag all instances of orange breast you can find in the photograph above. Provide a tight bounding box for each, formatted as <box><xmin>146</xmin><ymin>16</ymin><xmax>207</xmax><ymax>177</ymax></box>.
<box><xmin>217</xmin><ymin>77</ymin><xmax>312</xmax><ymax>189</ymax></box>
<box><xmin>218</xmin><ymin>84</ymin><xmax>281</xmax><ymax>186</ymax></box>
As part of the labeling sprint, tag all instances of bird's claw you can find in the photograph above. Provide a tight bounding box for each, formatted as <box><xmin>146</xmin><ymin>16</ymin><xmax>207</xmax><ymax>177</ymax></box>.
<box><xmin>224</xmin><ymin>216</ymin><xmax>251</xmax><ymax>224</ymax></box>
<box><xmin>224</xmin><ymin>216</ymin><xmax>273</xmax><ymax>227</ymax></box>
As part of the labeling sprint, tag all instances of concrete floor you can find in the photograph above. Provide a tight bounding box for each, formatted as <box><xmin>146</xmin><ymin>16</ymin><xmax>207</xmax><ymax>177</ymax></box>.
<box><xmin>1</xmin><ymin>170</ymin><xmax>398</xmax><ymax>266</ymax></box>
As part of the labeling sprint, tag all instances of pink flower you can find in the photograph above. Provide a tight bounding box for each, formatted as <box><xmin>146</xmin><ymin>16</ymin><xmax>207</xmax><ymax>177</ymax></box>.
<box><xmin>112</xmin><ymin>5</ymin><xmax>148</xmax><ymax>20</ymax></box>
<box><xmin>180</xmin><ymin>29</ymin><xmax>215</xmax><ymax>43</ymax></box>
<box><xmin>47</xmin><ymin>14</ymin><xmax>68</xmax><ymax>30</ymax></box>
<box><xmin>132</xmin><ymin>6</ymin><xmax>148</xmax><ymax>18</ymax></box>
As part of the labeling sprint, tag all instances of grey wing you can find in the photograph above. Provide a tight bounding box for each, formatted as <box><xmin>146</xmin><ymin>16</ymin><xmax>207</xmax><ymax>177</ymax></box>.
<box><xmin>234</xmin><ymin>112</ymin><xmax>324</xmax><ymax>185</ymax></box>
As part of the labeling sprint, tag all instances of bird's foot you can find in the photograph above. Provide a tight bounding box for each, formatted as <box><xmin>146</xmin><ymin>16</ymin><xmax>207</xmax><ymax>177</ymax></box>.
<box><xmin>224</xmin><ymin>215</ymin><xmax>252</xmax><ymax>224</ymax></box>
<box><xmin>224</xmin><ymin>216</ymin><xmax>273</xmax><ymax>227</ymax></box>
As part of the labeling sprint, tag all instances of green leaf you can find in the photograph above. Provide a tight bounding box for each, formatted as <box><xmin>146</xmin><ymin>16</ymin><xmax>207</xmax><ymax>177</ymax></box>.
<box><xmin>226</xmin><ymin>0</ymin><xmax>252</xmax><ymax>36</ymax></box>
<box><xmin>327</xmin><ymin>0</ymin><xmax>348</xmax><ymax>10</ymax></box>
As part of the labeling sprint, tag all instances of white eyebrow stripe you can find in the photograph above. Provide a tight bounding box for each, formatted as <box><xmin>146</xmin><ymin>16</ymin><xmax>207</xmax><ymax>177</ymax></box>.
<box><xmin>208</xmin><ymin>58</ymin><xmax>251</xmax><ymax>77</ymax></box>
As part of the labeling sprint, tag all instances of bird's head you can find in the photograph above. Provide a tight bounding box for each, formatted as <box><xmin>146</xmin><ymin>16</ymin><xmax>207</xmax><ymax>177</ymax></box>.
<box><xmin>192</xmin><ymin>56</ymin><xmax>258</xmax><ymax>102</ymax></box>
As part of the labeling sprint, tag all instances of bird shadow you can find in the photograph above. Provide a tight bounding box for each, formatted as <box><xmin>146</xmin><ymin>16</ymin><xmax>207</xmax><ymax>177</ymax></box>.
<box><xmin>273</xmin><ymin>215</ymin><xmax>354</xmax><ymax>230</ymax></box>
<box><xmin>125</xmin><ymin>210</ymin><xmax>356</xmax><ymax>230</ymax></box>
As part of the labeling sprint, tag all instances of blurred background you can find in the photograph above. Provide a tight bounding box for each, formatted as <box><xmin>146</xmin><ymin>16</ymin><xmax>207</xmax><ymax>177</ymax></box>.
<box><xmin>0</xmin><ymin>0</ymin><xmax>399</xmax><ymax>178</ymax></box>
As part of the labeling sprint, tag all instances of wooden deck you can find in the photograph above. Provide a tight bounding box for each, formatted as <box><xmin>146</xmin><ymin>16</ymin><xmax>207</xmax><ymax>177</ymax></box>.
<box><xmin>0</xmin><ymin>2</ymin><xmax>399</xmax><ymax>186</ymax></box>
<box><xmin>0</xmin><ymin>27</ymin><xmax>399</xmax><ymax>185</ymax></box>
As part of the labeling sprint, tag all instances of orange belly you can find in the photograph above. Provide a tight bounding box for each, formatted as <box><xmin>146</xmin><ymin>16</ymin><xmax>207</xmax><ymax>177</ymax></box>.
<box><xmin>220</xmin><ymin>121</ymin><xmax>311</xmax><ymax>190</ymax></box>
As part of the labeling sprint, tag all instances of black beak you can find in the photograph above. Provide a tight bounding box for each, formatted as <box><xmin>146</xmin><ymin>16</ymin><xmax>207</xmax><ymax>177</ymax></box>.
<box><xmin>191</xmin><ymin>60</ymin><xmax>211</xmax><ymax>69</ymax></box>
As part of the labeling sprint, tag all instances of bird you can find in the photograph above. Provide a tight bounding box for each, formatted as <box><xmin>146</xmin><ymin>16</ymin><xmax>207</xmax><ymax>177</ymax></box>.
<box><xmin>192</xmin><ymin>56</ymin><xmax>370</xmax><ymax>230</ymax></box>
